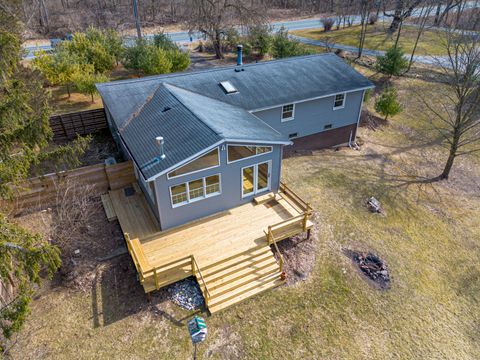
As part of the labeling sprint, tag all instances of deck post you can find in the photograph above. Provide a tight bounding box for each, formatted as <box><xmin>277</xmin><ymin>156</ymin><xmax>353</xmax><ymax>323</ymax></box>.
<box><xmin>191</xmin><ymin>256</ymin><xmax>195</xmax><ymax>277</ymax></box>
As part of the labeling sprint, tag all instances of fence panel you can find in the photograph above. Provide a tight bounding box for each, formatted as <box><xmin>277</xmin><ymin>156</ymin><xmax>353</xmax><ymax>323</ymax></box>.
<box><xmin>1</xmin><ymin>161</ymin><xmax>136</xmax><ymax>213</ymax></box>
<box><xmin>49</xmin><ymin>108</ymin><xmax>108</xmax><ymax>141</ymax></box>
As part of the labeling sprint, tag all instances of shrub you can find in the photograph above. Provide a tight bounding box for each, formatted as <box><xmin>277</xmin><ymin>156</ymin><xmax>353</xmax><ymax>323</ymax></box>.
<box><xmin>248</xmin><ymin>25</ymin><xmax>272</xmax><ymax>58</ymax></box>
<box><xmin>271</xmin><ymin>27</ymin><xmax>316</xmax><ymax>59</ymax></box>
<box><xmin>153</xmin><ymin>32</ymin><xmax>177</xmax><ymax>51</ymax></box>
<box><xmin>374</xmin><ymin>87</ymin><xmax>403</xmax><ymax>121</ymax></box>
<box><xmin>321</xmin><ymin>18</ymin><xmax>335</xmax><ymax>32</ymax></box>
<box><xmin>376</xmin><ymin>46</ymin><xmax>409</xmax><ymax>76</ymax></box>
<box><xmin>369</xmin><ymin>14</ymin><xmax>378</xmax><ymax>25</ymax></box>
<box><xmin>363</xmin><ymin>88</ymin><xmax>373</xmax><ymax>103</ymax></box>
<box><xmin>63</xmin><ymin>27</ymin><xmax>117</xmax><ymax>73</ymax></box>
<box><xmin>72</xmin><ymin>65</ymin><xmax>108</xmax><ymax>102</ymax></box>
<box><xmin>123</xmin><ymin>39</ymin><xmax>174</xmax><ymax>75</ymax></box>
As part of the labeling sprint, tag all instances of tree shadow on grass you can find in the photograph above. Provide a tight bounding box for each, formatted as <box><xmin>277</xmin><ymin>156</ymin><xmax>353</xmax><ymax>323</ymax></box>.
<box><xmin>90</xmin><ymin>255</ymin><xmax>189</xmax><ymax>328</ymax></box>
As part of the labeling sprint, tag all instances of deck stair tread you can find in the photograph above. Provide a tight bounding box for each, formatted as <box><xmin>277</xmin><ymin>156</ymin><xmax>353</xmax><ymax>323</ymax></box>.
<box><xmin>254</xmin><ymin>192</ymin><xmax>276</xmax><ymax>205</ymax></box>
<box><xmin>208</xmin><ymin>263</ymin><xmax>280</xmax><ymax>298</ymax></box>
<box><xmin>195</xmin><ymin>245</ymin><xmax>283</xmax><ymax>314</ymax></box>
<box><xmin>201</xmin><ymin>247</ymin><xmax>274</xmax><ymax>277</ymax></box>
<box><xmin>207</xmin><ymin>273</ymin><xmax>284</xmax><ymax>314</ymax></box>
<box><xmin>204</xmin><ymin>255</ymin><xmax>278</xmax><ymax>289</ymax></box>
<box><xmin>101</xmin><ymin>193</ymin><xmax>117</xmax><ymax>222</ymax></box>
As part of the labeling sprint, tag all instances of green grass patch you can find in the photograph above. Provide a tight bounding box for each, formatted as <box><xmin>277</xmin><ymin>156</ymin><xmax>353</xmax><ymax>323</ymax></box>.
<box><xmin>292</xmin><ymin>24</ymin><xmax>449</xmax><ymax>55</ymax></box>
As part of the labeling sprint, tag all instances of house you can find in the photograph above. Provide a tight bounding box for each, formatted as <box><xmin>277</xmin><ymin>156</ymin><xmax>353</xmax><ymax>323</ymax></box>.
<box><xmin>96</xmin><ymin>53</ymin><xmax>373</xmax><ymax>312</ymax></box>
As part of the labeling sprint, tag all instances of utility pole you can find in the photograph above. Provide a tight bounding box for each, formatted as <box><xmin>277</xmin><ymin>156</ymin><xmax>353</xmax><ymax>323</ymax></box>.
<box><xmin>132</xmin><ymin>0</ymin><xmax>142</xmax><ymax>39</ymax></box>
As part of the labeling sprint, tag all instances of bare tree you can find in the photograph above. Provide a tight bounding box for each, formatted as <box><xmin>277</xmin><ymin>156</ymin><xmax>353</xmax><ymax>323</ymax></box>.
<box><xmin>433</xmin><ymin>0</ymin><xmax>463</xmax><ymax>26</ymax></box>
<box><xmin>422</xmin><ymin>28</ymin><xmax>480</xmax><ymax>180</ymax></box>
<box><xmin>184</xmin><ymin>0</ymin><xmax>266</xmax><ymax>59</ymax></box>
<box><xmin>406</xmin><ymin>0</ymin><xmax>435</xmax><ymax>71</ymax></box>
<box><xmin>357</xmin><ymin>0</ymin><xmax>375</xmax><ymax>58</ymax></box>
<box><xmin>384</xmin><ymin>0</ymin><xmax>424</xmax><ymax>34</ymax></box>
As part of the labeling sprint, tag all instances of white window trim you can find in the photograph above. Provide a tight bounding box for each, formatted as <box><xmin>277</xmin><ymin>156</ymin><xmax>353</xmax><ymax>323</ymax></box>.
<box><xmin>226</xmin><ymin>144</ymin><xmax>273</xmax><ymax>165</ymax></box>
<box><xmin>167</xmin><ymin>147</ymin><xmax>221</xmax><ymax>180</ymax></box>
<box><xmin>281</xmin><ymin>104</ymin><xmax>295</xmax><ymax>122</ymax></box>
<box><xmin>170</xmin><ymin>173</ymin><xmax>222</xmax><ymax>208</ymax></box>
<box><xmin>333</xmin><ymin>92</ymin><xmax>346</xmax><ymax>110</ymax></box>
<box><xmin>241</xmin><ymin>161</ymin><xmax>271</xmax><ymax>199</ymax></box>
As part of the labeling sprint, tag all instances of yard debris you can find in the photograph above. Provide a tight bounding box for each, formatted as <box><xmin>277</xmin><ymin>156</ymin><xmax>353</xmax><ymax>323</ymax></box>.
<box><xmin>367</xmin><ymin>196</ymin><xmax>385</xmax><ymax>215</ymax></box>
<box><xmin>167</xmin><ymin>277</ymin><xmax>204</xmax><ymax>311</ymax></box>
<box><xmin>344</xmin><ymin>249</ymin><xmax>391</xmax><ymax>289</ymax></box>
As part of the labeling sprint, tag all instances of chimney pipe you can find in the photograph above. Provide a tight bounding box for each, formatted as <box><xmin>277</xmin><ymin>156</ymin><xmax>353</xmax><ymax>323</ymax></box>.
<box><xmin>155</xmin><ymin>136</ymin><xmax>166</xmax><ymax>159</ymax></box>
<box><xmin>236</xmin><ymin>45</ymin><xmax>243</xmax><ymax>66</ymax></box>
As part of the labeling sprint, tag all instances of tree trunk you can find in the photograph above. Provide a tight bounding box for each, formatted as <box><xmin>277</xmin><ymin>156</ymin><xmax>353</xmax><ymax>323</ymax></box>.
<box><xmin>388</xmin><ymin>9</ymin><xmax>403</xmax><ymax>34</ymax></box>
<box><xmin>66</xmin><ymin>84</ymin><xmax>71</xmax><ymax>98</ymax></box>
<box><xmin>213</xmin><ymin>32</ymin><xmax>224</xmax><ymax>59</ymax></box>
<box><xmin>433</xmin><ymin>3</ymin><xmax>442</xmax><ymax>25</ymax></box>
<box><xmin>439</xmin><ymin>133</ymin><xmax>460</xmax><ymax>180</ymax></box>
<box><xmin>91</xmin><ymin>93</ymin><xmax>95</xmax><ymax>103</ymax></box>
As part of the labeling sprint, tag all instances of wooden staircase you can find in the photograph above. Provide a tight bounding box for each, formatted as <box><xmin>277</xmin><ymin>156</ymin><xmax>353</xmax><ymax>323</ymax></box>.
<box><xmin>195</xmin><ymin>244</ymin><xmax>284</xmax><ymax>314</ymax></box>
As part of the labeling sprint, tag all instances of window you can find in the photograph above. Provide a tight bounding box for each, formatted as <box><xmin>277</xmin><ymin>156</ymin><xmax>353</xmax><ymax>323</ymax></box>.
<box><xmin>289</xmin><ymin>133</ymin><xmax>298</xmax><ymax>139</ymax></box>
<box><xmin>324</xmin><ymin>124</ymin><xmax>332</xmax><ymax>130</ymax></box>
<box><xmin>168</xmin><ymin>148</ymin><xmax>219</xmax><ymax>178</ymax></box>
<box><xmin>227</xmin><ymin>145</ymin><xmax>272</xmax><ymax>163</ymax></box>
<box><xmin>171</xmin><ymin>183</ymin><xmax>188</xmax><ymax>206</ymax></box>
<box><xmin>220</xmin><ymin>81</ymin><xmax>238</xmax><ymax>94</ymax></box>
<box><xmin>281</xmin><ymin>104</ymin><xmax>295</xmax><ymax>121</ymax></box>
<box><xmin>334</xmin><ymin>93</ymin><xmax>345</xmax><ymax>109</ymax></box>
<box><xmin>170</xmin><ymin>174</ymin><xmax>221</xmax><ymax>207</ymax></box>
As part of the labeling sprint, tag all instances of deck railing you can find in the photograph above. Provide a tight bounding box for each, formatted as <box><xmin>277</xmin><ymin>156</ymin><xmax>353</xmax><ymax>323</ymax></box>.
<box><xmin>266</xmin><ymin>227</ymin><xmax>284</xmax><ymax>273</ymax></box>
<box><xmin>191</xmin><ymin>255</ymin><xmax>212</xmax><ymax>307</ymax></box>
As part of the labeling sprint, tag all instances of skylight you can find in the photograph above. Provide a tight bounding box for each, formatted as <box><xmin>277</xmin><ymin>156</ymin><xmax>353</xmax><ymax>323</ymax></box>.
<box><xmin>219</xmin><ymin>81</ymin><xmax>238</xmax><ymax>94</ymax></box>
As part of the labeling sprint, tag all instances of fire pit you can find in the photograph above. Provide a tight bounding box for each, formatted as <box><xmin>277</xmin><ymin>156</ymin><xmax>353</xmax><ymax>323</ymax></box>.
<box><xmin>344</xmin><ymin>249</ymin><xmax>390</xmax><ymax>289</ymax></box>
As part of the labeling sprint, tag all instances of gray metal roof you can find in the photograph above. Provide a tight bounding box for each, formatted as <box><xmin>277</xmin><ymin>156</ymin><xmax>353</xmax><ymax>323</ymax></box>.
<box><xmin>97</xmin><ymin>53</ymin><xmax>374</xmax><ymax>179</ymax></box>
<box><xmin>165</xmin><ymin>84</ymin><xmax>287</xmax><ymax>144</ymax></box>
<box><xmin>119</xmin><ymin>84</ymin><xmax>223</xmax><ymax>180</ymax></box>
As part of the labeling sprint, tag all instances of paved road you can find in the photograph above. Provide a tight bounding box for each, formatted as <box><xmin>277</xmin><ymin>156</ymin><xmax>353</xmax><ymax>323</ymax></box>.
<box><xmin>23</xmin><ymin>0</ymin><xmax>479</xmax><ymax>60</ymax></box>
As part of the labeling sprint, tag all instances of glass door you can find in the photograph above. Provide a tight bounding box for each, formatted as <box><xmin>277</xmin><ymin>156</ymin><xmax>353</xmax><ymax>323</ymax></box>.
<box><xmin>242</xmin><ymin>161</ymin><xmax>271</xmax><ymax>198</ymax></box>
<box><xmin>242</xmin><ymin>166</ymin><xmax>255</xmax><ymax>197</ymax></box>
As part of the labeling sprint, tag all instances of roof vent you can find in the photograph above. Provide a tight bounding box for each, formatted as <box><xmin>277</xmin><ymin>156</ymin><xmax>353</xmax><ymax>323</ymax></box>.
<box><xmin>219</xmin><ymin>81</ymin><xmax>237</xmax><ymax>94</ymax></box>
<box><xmin>162</xmin><ymin>106</ymin><xmax>171</xmax><ymax>112</ymax></box>
<box><xmin>156</xmin><ymin>136</ymin><xmax>166</xmax><ymax>160</ymax></box>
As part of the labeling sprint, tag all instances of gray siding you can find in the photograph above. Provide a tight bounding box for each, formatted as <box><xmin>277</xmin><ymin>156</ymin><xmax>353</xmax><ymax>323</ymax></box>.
<box><xmin>154</xmin><ymin>142</ymin><xmax>283</xmax><ymax>230</ymax></box>
<box><xmin>252</xmin><ymin>90</ymin><xmax>364</xmax><ymax>140</ymax></box>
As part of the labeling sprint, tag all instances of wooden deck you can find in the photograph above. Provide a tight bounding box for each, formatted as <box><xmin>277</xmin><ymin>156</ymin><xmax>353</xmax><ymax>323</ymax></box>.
<box><xmin>108</xmin><ymin>183</ymin><xmax>313</xmax><ymax>313</ymax></box>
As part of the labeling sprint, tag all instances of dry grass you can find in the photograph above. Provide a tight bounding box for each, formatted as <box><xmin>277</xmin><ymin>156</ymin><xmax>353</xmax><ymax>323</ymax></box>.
<box><xmin>292</xmin><ymin>24</ymin><xmax>451</xmax><ymax>55</ymax></box>
<box><xmin>6</xmin><ymin>67</ymin><xmax>480</xmax><ymax>359</ymax></box>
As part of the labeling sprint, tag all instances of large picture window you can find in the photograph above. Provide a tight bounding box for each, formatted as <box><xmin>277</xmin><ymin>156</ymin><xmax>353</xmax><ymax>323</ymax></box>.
<box><xmin>170</xmin><ymin>174</ymin><xmax>221</xmax><ymax>207</ymax></box>
<box><xmin>168</xmin><ymin>148</ymin><xmax>219</xmax><ymax>178</ymax></box>
<box><xmin>227</xmin><ymin>145</ymin><xmax>272</xmax><ymax>163</ymax></box>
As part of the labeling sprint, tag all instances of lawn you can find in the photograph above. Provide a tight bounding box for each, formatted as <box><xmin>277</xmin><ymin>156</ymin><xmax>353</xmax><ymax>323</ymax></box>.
<box><xmin>292</xmin><ymin>24</ymin><xmax>449</xmax><ymax>55</ymax></box>
<box><xmin>7</xmin><ymin>67</ymin><xmax>480</xmax><ymax>359</ymax></box>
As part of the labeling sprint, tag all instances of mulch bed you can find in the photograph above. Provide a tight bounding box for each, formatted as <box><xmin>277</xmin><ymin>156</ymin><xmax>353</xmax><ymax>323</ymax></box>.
<box><xmin>272</xmin><ymin>212</ymin><xmax>320</xmax><ymax>286</ymax></box>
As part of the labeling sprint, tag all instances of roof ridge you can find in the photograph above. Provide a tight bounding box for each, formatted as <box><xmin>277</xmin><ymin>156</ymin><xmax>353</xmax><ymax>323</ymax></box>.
<box><xmin>163</xmin><ymin>83</ymin><xmax>224</xmax><ymax>138</ymax></box>
<box><xmin>119</xmin><ymin>84</ymin><xmax>163</xmax><ymax>132</ymax></box>
<box><xmin>97</xmin><ymin>53</ymin><xmax>337</xmax><ymax>89</ymax></box>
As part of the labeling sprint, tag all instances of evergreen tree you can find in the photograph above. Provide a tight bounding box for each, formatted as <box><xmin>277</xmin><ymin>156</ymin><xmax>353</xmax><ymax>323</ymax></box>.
<box><xmin>72</xmin><ymin>65</ymin><xmax>108</xmax><ymax>103</ymax></box>
<box><xmin>374</xmin><ymin>87</ymin><xmax>403</xmax><ymax>121</ymax></box>
<box><xmin>376</xmin><ymin>46</ymin><xmax>409</xmax><ymax>77</ymax></box>
<box><xmin>271</xmin><ymin>27</ymin><xmax>315</xmax><ymax>59</ymax></box>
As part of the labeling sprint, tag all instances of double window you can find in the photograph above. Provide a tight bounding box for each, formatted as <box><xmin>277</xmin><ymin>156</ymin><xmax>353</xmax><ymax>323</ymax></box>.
<box><xmin>281</xmin><ymin>104</ymin><xmax>295</xmax><ymax>121</ymax></box>
<box><xmin>227</xmin><ymin>145</ymin><xmax>272</xmax><ymax>163</ymax></box>
<box><xmin>333</xmin><ymin>93</ymin><xmax>346</xmax><ymax>109</ymax></box>
<box><xmin>170</xmin><ymin>174</ymin><xmax>221</xmax><ymax>207</ymax></box>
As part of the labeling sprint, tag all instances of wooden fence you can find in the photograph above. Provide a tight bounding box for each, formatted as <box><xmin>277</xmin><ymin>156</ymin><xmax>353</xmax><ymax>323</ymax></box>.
<box><xmin>50</xmin><ymin>108</ymin><xmax>108</xmax><ymax>141</ymax></box>
<box><xmin>1</xmin><ymin>161</ymin><xmax>135</xmax><ymax>213</ymax></box>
